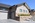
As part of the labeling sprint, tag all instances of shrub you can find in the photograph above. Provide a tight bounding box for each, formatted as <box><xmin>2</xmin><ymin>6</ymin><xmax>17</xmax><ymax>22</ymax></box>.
<box><xmin>18</xmin><ymin>14</ymin><xmax>30</xmax><ymax>16</ymax></box>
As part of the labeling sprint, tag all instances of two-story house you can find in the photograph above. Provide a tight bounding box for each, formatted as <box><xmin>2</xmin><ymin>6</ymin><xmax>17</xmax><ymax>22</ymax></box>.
<box><xmin>8</xmin><ymin>3</ymin><xmax>32</xmax><ymax>21</ymax></box>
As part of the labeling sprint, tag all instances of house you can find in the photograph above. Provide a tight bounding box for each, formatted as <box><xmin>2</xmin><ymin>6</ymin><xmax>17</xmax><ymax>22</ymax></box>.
<box><xmin>0</xmin><ymin>3</ymin><xmax>32</xmax><ymax>21</ymax></box>
<box><xmin>30</xmin><ymin>9</ymin><xmax>35</xmax><ymax>15</ymax></box>
<box><xmin>8</xmin><ymin>3</ymin><xmax>31</xmax><ymax>21</ymax></box>
<box><xmin>0</xmin><ymin>3</ymin><xmax>11</xmax><ymax>20</ymax></box>
<box><xmin>30</xmin><ymin>9</ymin><xmax>35</xmax><ymax>21</ymax></box>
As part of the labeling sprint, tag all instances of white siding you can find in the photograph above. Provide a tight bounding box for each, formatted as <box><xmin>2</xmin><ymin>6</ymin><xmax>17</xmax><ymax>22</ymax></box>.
<box><xmin>16</xmin><ymin>5</ymin><xmax>30</xmax><ymax>16</ymax></box>
<box><xmin>20</xmin><ymin>16</ymin><xmax>32</xmax><ymax>21</ymax></box>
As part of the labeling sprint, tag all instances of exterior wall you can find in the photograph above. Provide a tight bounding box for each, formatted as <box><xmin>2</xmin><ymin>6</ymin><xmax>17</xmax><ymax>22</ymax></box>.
<box><xmin>8</xmin><ymin>6</ymin><xmax>17</xmax><ymax>20</ymax></box>
<box><xmin>15</xmin><ymin>5</ymin><xmax>31</xmax><ymax>21</ymax></box>
<box><xmin>16</xmin><ymin>5</ymin><xmax>30</xmax><ymax>17</ymax></box>
<box><xmin>20</xmin><ymin>16</ymin><xmax>32</xmax><ymax>21</ymax></box>
<box><xmin>30</xmin><ymin>12</ymin><xmax>35</xmax><ymax>15</ymax></box>
<box><xmin>34</xmin><ymin>12</ymin><xmax>35</xmax><ymax>15</ymax></box>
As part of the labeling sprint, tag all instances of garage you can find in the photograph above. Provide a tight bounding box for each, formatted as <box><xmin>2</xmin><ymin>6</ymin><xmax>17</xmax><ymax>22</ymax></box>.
<box><xmin>0</xmin><ymin>9</ymin><xmax>8</xmax><ymax>20</ymax></box>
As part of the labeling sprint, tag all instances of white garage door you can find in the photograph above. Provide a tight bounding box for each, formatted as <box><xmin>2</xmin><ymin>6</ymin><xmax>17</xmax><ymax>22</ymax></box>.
<box><xmin>0</xmin><ymin>12</ymin><xmax>8</xmax><ymax>20</ymax></box>
<box><xmin>0</xmin><ymin>8</ymin><xmax>8</xmax><ymax>20</ymax></box>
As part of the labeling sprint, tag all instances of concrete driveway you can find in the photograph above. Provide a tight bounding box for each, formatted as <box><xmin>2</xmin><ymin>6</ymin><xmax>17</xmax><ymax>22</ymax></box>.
<box><xmin>0</xmin><ymin>19</ymin><xmax>19</xmax><ymax>23</ymax></box>
<box><xmin>0</xmin><ymin>19</ymin><xmax>35</xmax><ymax>23</ymax></box>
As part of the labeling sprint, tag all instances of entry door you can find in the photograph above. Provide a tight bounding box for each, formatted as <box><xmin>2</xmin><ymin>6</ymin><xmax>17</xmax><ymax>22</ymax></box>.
<box><xmin>0</xmin><ymin>12</ymin><xmax>8</xmax><ymax>20</ymax></box>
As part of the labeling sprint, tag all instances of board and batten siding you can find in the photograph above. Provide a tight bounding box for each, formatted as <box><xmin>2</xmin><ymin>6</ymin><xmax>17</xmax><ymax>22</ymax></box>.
<box><xmin>16</xmin><ymin>5</ymin><xmax>30</xmax><ymax>17</ymax></box>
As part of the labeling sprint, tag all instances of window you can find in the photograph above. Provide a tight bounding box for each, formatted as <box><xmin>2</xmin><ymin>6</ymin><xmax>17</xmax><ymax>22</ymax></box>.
<box><xmin>3</xmin><ymin>8</ymin><xmax>5</xmax><ymax>11</ymax></box>
<box><xmin>23</xmin><ymin>10</ymin><xmax>25</xmax><ymax>12</ymax></box>
<box><xmin>20</xmin><ymin>9</ymin><xmax>22</xmax><ymax>12</ymax></box>
<box><xmin>23</xmin><ymin>10</ymin><xmax>28</xmax><ymax>13</ymax></box>
<box><xmin>25</xmin><ymin>10</ymin><xmax>28</xmax><ymax>13</ymax></box>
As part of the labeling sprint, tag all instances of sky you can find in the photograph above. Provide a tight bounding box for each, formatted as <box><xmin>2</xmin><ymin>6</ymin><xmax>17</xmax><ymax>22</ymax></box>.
<box><xmin>0</xmin><ymin>0</ymin><xmax>35</xmax><ymax>9</ymax></box>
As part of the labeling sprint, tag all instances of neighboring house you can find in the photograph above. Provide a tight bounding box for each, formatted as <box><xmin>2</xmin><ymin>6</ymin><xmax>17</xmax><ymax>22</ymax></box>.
<box><xmin>30</xmin><ymin>9</ymin><xmax>35</xmax><ymax>15</ymax></box>
<box><xmin>8</xmin><ymin>3</ymin><xmax>31</xmax><ymax>21</ymax></box>
<box><xmin>30</xmin><ymin>9</ymin><xmax>35</xmax><ymax>21</ymax></box>
<box><xmin>0</xmin><ymin>3</ymin><xmax>11</xmax><ymax>20</ymax></box>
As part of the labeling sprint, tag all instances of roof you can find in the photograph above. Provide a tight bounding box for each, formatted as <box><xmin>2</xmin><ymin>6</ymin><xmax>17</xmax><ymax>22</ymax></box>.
<box><xmin>30</xmin><ymin>9</ymin><xmax>35</xmax><ymax>12</ymax></box>
<box><xmin>16</xmin><ymin>2</ymin><xmax>30</xmax><ymax>10</ymax></box>
<box><xmin>0</xmin><ymin>3</ymin><xmax>11</xmax><ymax>8</ymax></box>
<box><xmin>0</xmin><ymin>3</ymin><xmax>30</xmax><ymax>10</ymax></box>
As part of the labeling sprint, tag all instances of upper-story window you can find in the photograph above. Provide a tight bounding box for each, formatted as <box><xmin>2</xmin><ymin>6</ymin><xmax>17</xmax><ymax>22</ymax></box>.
<box><xmin>23</xmin><ymin>10</ymin><xmax>25</xmax><ymax>12</ymax></box>
<box><xmin>26</xmin><ymin>10</ymin><xmax>28</xmax><ymax>13</ymax></box>
<box><xmin>23</xmin><ymin>10</ymin><xmax>28</xmax><ymax>13</ymax></box>
<box><xmin>20</xmin><ymin>9</ymin><xmax>22</xmax><ymax>12</ymax></box>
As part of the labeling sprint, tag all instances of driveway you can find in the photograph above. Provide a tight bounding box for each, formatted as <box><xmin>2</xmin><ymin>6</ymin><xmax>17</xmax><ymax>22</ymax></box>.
<box><xmin>0</xmin><ymin>19</ymin><xmax>35</xmax><ymax>23</ymax></box>
<box><xmin>0</xmin><ymin>19</ymin><xmax>19</xmax><ymax>23</ymax></box>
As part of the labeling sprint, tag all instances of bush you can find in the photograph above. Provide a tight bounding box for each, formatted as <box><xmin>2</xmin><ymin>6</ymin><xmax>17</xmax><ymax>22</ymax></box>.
<box><xmin>18</xmin><ymin>14</ymin><xmax>30</xmax><ymax>16</ymax></box>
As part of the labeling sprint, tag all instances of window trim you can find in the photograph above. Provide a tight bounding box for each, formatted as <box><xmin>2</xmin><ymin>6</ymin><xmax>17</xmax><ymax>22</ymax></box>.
<box><xmin>20</xmin><ymin>9</ymin><xmax>22</xmax><ymax>12</ymax></box>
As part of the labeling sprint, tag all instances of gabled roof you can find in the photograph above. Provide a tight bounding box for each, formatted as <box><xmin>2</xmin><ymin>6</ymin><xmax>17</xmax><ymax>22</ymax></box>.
<box><xmin>0</xmin><ymin>3</ymin><xmax>11</xmax><ymax>8</ymax></box>
<box><xmin>16</xmin><ymin>2</ymin><xmax>30</xmax><ymax>10</ymax></box>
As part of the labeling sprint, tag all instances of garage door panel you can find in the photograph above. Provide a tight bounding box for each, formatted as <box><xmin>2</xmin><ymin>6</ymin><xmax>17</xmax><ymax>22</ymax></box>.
<box><xmin>0</xmin><ymin>12</ymin><xmax>8</xmax><ymax>20</ymax></box>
